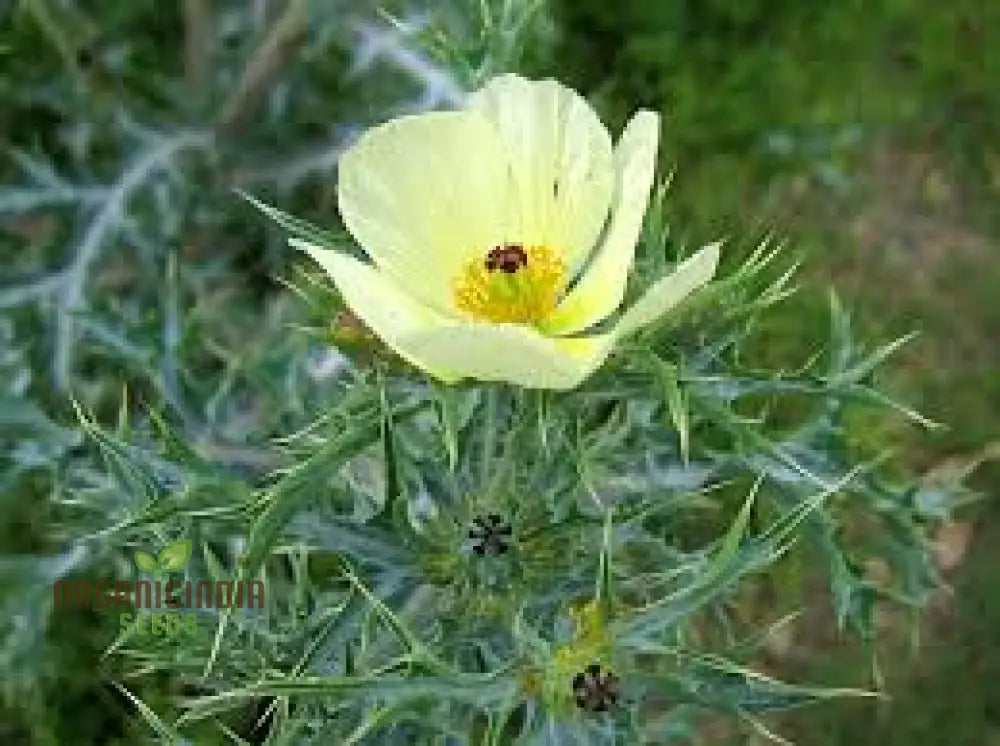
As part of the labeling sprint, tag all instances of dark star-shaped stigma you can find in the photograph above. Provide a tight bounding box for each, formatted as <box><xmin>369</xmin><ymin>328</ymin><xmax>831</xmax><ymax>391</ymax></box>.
<box><xmin>572</xmin><ymin>663</ymin><xmax>619</xmax><ymax>712</ymax></box>
<box><xmin>484</xmin><ymin>243</ymin><xmax>528</xmax><ymax>274</ymax></box>
<box><xmin>467</xmin><ymin>513</ymin><xmax>513</xmax><ymax>556</ymax></box>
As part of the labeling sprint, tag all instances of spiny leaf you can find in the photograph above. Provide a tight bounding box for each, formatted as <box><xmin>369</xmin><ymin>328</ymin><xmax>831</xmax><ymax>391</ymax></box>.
<box><xmin>827</xmin><ymin>331</ymin><xmax>920</xmax><ymax>387</ymax></box>
<box><xmin>240</xmin><ymin>406</ymin><xmax>402</xmax><ymax>576</ymax></box>
<box><xmin>179</xmin><ymin>672</ymin><xmax>515</xmax><ymax>725</ymax></box>
<box><xmin>651</xmin><ymin>356</ymin><xmax>690</xmax><ymax>463</ymax></box>
<box><xmin>237</xmin><ymin>190</ymin><xmax>346</xmax><ymax>249</ymax></box>
<box><xmin>113</xmin><ymin>682</ymin><xmax>187</xmax><ymax>742</ymax></box>
<box><xmin>618</xmin><ymin>478</ymin><xmax>762</xmax><ymax>642</ymax></box>
<box><xmin>596</xmin><ymin>507</ymin><xmax>614</xmax><ymax>624</ymax></box>
<box><xmin>636</xmin><ymin>654</ymin><xmax>877</xmax><ymax>714</ymax></box>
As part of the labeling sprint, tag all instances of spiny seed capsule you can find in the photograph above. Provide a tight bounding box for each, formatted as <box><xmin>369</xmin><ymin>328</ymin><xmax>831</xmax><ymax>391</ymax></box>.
<box><xmin>467</xmin><ymin>513</ymin><xmax>513</xmax><ymax>556</ymax></box>
<box><xmin>572</xmin><ymin>663</ymin><xmax>619</xmax><ymax>712</ymax></box>
<box><xmin>484</xmin><ymin>243</ymin><xmax>529</xmax><ymax>274</ymax></box>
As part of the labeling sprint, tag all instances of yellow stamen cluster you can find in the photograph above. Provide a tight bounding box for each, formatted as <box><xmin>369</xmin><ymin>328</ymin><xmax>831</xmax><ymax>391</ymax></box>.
<box><xmin>453</xmin><ymin>244</ymin><xmax>565</xmax><ymax>325</ymax></box>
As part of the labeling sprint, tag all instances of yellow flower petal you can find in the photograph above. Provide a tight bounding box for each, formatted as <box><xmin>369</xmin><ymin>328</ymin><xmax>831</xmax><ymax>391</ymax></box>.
<box><xmin>542</xmin><ymin>110</ymin><xmax>661</xmax><ymax>335</ymax></box>
<box><xmin>337</xmin><ymin>111</ymin><xmax>514</xmax><ymax>315</ymax></box>
<box><xmin>610</xmin><ymin>242</ymin><xmax>722</xmax><ymax>339</ymax></box>
<box><xmin>292</xmin><ymin>239</ymin><xmax>460</xmax><ymax>379</ymax></box>
<box><xmin>424</xmin><ymin>242</ymin><xmax>717</xmax><ymax>389</ymax></box>
<box><xmin>467</xmin><ymin>74</ymin><xmax>614</xmax><ymax>270</ymax></box>
<box><xmin>297</xmin><ymin>77</ymin><xmax>721</xmax><ymax>392</ymax></box>
<box><xmin>294</xmin><ymin>239</ymin><xmax>611</xmax><ymax>389</ymax></box>
<box><xmin>399</xmin><ymin>325</ymin><xmax>612</xmax><ymax>390</ymax></box>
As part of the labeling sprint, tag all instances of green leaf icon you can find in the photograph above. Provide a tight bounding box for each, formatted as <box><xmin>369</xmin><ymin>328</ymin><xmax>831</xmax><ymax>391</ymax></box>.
<box><xmin>158</xmin><ymin>539</ymin><xmax>193</xmax><ymax>573</ymax></box>
<box><xmin>134</xmin><ymin>550</ymin><xmax>158</xmax><ymax>574</ymax></box>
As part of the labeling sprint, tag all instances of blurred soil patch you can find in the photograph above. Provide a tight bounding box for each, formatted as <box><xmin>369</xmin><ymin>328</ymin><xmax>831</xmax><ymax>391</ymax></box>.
<box><xmin>763</xmin><ymin>138</ymin><xmax>1000</xmax><ymax>744</ymax></box>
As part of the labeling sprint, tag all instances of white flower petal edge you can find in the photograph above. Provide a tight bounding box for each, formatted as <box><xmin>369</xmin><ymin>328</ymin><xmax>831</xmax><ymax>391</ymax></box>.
<box><xmin>336</xmin><ymin>110</ymin><xmax>514</xmax><ymax>315</ymax></box>
<box><xmin>610</xmin><ymin>242</ymin><xmax>722</xmax><ymax>339</ymax></box>
<box><xmin>398</xmin><ymin>325</ymin><xmax>612</xmax><ymax>390</ymax></box>
<box><xmin>542</xmin><ymin>109</ymin><xmax>661</xmax><ymax>335</ymax></box>
<box><xmin>467</xmin><ymin>74</ymin><xmax>614</xmax><ymax>270</ymax></box>
<box><xmin>292</xmin><ymin>239</ymin><xmax>461</xmax><ymax>378</ymax></box>
<box><xmin>293</xmin><ymin>239</ymin><xmax>612</xmax><ymax>389</ymax></box>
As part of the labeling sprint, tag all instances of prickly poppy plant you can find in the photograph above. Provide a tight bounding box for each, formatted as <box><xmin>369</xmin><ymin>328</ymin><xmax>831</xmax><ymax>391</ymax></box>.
<box><xmin>161</xmin><ymin>72</ymin><xmax>944</xmax><ymax>741</ymax></box>
<box><xmin>2</xmin><ymin>4</ymin><xmax>966</xmax><ymax>745</ymax></box>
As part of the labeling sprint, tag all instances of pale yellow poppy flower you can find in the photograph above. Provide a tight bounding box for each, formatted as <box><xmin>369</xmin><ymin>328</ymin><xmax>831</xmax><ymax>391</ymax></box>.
<box><xmin>295</xmin><ymin>74</ymin><xmax>720</xmax><ymax>389</ymax></box>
